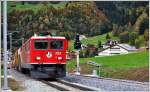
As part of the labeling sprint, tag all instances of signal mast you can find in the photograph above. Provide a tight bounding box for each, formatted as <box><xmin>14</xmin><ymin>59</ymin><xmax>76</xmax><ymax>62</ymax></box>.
<box><xmin>74</xmin><ymin>33</ymin><xmax>82</xmax><ymax>75</ymax></box>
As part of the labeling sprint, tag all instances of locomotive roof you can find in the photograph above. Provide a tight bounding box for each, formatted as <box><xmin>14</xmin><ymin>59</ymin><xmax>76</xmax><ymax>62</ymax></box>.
<box><xmin>31</xmin><ymin>36</ymin><xmax>66</xmax><ymax>39</ymax></box>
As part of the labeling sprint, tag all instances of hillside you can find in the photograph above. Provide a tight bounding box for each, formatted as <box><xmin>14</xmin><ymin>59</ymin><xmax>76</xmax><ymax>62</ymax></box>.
<box><xmin>7</xmin><ymin>1</ymin><xmax>67</xmax><ymax>13</ymax></box>
<box><xmin>68</xmin><ymin>32</ymin><xmax>119</xmax><ymax>50</ymax></box>
<box><xmin>67</xmin><ymin>51</ymin><xmax>149</xmax><ymax>81</ymax></box>
<box><xmin>2</xmin><ymin>1</ymin><xmax>148</xmax><ymax>53</ymax></box>
<box><xmin>5</xmin><ymin>1</ymin><xmax>111</xmax><ymax>52</ymax></box>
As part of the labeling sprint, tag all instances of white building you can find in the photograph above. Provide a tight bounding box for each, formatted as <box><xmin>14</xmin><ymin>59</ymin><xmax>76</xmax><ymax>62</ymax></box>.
<box><xmin>98</xmin><ymin>44</ymin><xmax>137</xmax><ymax>56</ymax></box>
<box><xmin>79</xmin><ymin>35</ymin><xmax>87</xmax><ymax>40</ymax></box>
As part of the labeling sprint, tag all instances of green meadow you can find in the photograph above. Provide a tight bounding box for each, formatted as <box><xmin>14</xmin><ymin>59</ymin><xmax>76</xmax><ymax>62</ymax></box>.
<box><xmin>67</xmin><ymin>51</ymin><xmax>149</xmax><ymax>74</ymax></box>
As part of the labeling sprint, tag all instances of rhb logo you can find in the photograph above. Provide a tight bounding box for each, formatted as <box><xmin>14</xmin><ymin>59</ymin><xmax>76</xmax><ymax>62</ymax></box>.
<box><xmin>46</xmin><ymin>52</ymin><xmax>52</xmax><ymax>58</ymax></box>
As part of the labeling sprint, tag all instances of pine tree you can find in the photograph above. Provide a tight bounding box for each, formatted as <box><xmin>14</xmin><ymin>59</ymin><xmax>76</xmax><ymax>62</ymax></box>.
<box><xmin>85</xmin><ymin>49</ymin><xmax>90</xmax><ymax>57</ymax></box>
<box><xmin>135</xmin><ymin>38</ymin><xmax>141</xmax><ymax>48</ymax></box>
<box><xmin>119</xmin><ymin>31</ymin><xmax>129</xmax><ymax>43</ymax></box>
<box><xmin>129</xmin><ymin>32</ymin><xmax>138</xmax><ymax>46</ymax></box>
<box><xmin>106</xmin><ymin>33</ymin><xmax>111</xmax><ymax>40</ymax></box>
<box><xmin>97</xmin><ymin>40</ymin><xmax>102</xmax><ymax>49</ymax></box>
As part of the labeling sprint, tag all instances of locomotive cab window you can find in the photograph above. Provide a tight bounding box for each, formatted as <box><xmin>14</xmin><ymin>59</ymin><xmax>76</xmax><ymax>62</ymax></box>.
<box><xmin>34</xmin><ymin>40</ymin><xmax>48</xmax><ymax>49</ymax></box>
<box><xmin>50</xmin><ymin>40</ymin><xmax>64</xmax><ymax>50</ymax></box>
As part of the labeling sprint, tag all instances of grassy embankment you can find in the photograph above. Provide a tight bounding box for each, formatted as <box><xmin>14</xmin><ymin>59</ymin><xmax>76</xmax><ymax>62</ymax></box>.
<box><xmin>67</xmin><ymin>51</ymin><xmax>149</xmax><ymax>82</ymax></box>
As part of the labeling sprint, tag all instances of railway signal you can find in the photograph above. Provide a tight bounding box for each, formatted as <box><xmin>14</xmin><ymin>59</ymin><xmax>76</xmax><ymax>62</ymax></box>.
<box><xmin>74</xmin><ymin>34</ymin><xmax>82</xmax><ymax>75</ymax></box>
<box><xmin>74</xmin><ymin>34</ymin><xmax>81</xmax><ymax>50</ymax></box>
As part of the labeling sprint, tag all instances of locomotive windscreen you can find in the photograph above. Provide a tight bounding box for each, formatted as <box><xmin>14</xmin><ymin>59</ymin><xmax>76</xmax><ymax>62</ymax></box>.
<box><xmin>50</xmin><ymin>40</ymin><xmax>64</xmax><ymax>50</ymax></box>
<box><xmin>34</xmin><ymin>40</ymin><xmax>48</xmax><ymax>49</ymax></box>
<box><xmin>34</xmin><ymin>40</ymin><xmax>64</xmax><ymax>50</ymax></box>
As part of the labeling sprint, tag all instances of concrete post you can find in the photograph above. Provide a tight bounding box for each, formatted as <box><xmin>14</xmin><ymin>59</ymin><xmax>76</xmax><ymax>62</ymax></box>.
<box><xmin>3</xmin><ymin>0</ymin><xmax>8</xmax><ymax>90</ymax></box>
<box><xmin>75</xmin><ymin>50</ymin><xmax>80</xmax><ymax>75</ymax></box>
<box><xmin>92</xmin><ymin>69</ymin><xmax>98</xmax><ymax>77</ymax></box>
<box><xmin>99</xmin><ymin>66</ymin><xmax>101</xmax><ymax>77</ymax></box>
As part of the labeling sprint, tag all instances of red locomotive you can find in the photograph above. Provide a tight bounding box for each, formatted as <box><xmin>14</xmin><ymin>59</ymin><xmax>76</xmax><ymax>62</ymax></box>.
<box><xmin>13</xmin><ymin>35</ymin><xmax>68</xmax><ymax>78</ymax></box>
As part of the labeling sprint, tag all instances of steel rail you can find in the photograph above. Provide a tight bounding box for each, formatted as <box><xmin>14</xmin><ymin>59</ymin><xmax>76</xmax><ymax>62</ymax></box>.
<box><xmin>40</xmin><ymin>79</ymin><xmax>98</xmax><ymax>91</ymax></box>
<box><xmin>40</xmin><ymin>80</ymin><xmax>69</xmax><ymax>91</ymax></box>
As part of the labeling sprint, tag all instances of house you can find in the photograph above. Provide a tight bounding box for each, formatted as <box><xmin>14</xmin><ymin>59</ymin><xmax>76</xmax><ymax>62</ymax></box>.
<box><xmin>68</xmin><ymin>51</ymin><xmax>77</xmax><ymax>59</ymax></box>
<box><xmin>85</xmin><ymin>44</ymin><xmax>98</xmax><ymax>57</ymax></box>
<box><xmin>98</xmin><ymin>44</ymin><xmax>137</xmax><ymax>56</ymax></box>
<box><xmin>81</xmin><ymin>44</ymin><xmax>87</xmax><ymax>49</ymax></box>
<box><xmin>102</xmin><ymin>40</ymin><xmax>119</xmax><ymax>49</ymax></box>
<box><xmin>79</xmin><ymin>35</ymin><xmax>87</xmax><ymax>40</ymax></box>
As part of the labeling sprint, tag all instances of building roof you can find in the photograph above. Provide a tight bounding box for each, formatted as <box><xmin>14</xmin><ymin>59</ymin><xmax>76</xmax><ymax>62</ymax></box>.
<box><xmin>99</xmin><ymin>43</ymin><xmax>137</xmax><ymax>52</ymax></box>
<box><xmin>117</xmin><ymin>44</ymin><xmax>137</xmax><ymax>51</ymax></box>
<box><xmin>31</xmin><ymin>36</ymin><xmax>66</xmax><ymax>39</ymax></box>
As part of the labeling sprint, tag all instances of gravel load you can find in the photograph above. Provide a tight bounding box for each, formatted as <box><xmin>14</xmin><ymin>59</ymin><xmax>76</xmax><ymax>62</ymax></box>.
<box><xmin>62</xmin><ymin>74</ymin><xmax>149</xmax><ymax>91</ymax></box>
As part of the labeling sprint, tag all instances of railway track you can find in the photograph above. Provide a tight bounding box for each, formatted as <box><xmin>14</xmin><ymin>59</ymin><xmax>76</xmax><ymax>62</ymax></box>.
<box><xmin>10</xmin><ymin>69</ymin><xmax>99</xmax><ymax>91</ymax></box>
<box><xmin>9</xmin><ymin>69</ymin><xmax>148</xmax><ymax>91</ymax></box>
<box><xmin>40</xmin><ymin>80</ymin><xmax>69</xmax><ymax>91</ymax></box>
<box><xmin>40</xmin><ymin>79</ymin><xmax>99</xmax><ymax>91</ymax></box>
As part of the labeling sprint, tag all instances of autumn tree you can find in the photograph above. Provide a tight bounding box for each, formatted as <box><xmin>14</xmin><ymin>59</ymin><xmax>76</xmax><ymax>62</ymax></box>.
<box><xmin>112</xmin><ymin>24</ymin><xmax>119</xmax><ymax>36</ymax></box>
<box><xmin>144</xmin><ymin>29</ymin><xmax>149</xmax><ymax>47</ymax></box>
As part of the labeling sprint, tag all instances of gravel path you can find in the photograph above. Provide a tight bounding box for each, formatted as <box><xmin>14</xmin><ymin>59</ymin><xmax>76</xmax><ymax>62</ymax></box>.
<box><xmin>8</xmin><ymin>69</ymin><xmax>59</xmax><ymax>92</ymax></box>
<box><xmin>62</xmin><ymin>74</ymin><xmax>149</xmax><ymax>91</ymax></box>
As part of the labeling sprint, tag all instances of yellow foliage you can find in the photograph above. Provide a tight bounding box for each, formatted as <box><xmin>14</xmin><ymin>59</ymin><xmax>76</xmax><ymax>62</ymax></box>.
<box><xmin>134</xmin><ymin>11</ymin><xmax>148</xmax><ymax>33</ymax></box>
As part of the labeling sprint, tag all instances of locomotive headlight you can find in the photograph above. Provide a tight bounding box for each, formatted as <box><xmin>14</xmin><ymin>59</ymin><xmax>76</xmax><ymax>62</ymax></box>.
<box><xmin>58</xmin><ymin>57</ymin><xmax>63</xmax><ymax>60</ymax></box>
<box><xmin>36</xmin><ymin>56</ymin><xmax>41</xmax><ymax>60</ymax></box>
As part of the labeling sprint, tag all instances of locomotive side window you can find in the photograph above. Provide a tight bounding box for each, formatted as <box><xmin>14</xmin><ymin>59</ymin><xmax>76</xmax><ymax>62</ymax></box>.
<box><xmin>50</xmin><ymin>40</ymin><xmax>64</xmax><ymax>50</ymax></box>
<box><xmin>34</xmin><ymin>40</ymin><xmax>48</xmax><ymax>49</ymax></box>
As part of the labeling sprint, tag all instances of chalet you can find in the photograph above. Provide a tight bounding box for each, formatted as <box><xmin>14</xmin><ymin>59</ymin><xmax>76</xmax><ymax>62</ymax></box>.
<box><xmin>68</xmin><ymin>51</ymin><xmax>77</xmax><ymax>59</ymax></box>
<box><xmin>79</xmin><ymin>35</ymin><xmax>87</xmax><ymax>40</ymax></box>
<box><xmin>98</xmin><ymin>44</ymin><xmax>137</xmax><ymax>56</ymax></box>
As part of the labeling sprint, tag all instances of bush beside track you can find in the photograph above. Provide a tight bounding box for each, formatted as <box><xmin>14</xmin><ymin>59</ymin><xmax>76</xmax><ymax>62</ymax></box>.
<box><xmin>1</xmin><ymin>78</ymin><xmax>25</xmax><ymax>91</ymax></box>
